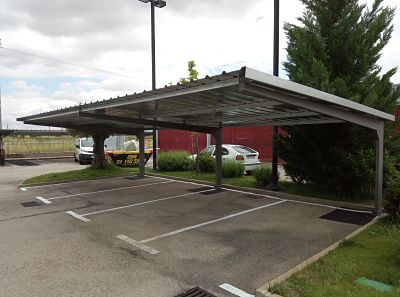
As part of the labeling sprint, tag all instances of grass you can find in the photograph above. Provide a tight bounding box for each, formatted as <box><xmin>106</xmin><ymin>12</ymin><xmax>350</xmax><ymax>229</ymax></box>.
<box><xmin>272</xmin><ymin>219</ymin><xmax>400</xmax><ymax>297</ymax></box>
<box><xmin>4</xmin><ymin>136</ymin><xmax>74</xmax><ymax>155</ymax></box>
<box><xmin>151</xmin><ymin>170</ymin><xmax>373</xmax><ymax>205</ymax></box>
<box><xmin>23</xmin><ymin>165</ymin><xmax>138</xmax><ymax>185</ymax></box>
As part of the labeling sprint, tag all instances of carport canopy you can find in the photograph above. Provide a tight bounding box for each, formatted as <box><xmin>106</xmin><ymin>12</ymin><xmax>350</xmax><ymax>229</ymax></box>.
<box><xmin>18</xmin><ymin>67</ymin><xmax>395</xmax><ymax>215</ymax></box>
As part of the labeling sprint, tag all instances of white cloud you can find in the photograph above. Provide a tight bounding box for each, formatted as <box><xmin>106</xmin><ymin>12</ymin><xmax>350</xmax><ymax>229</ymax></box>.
<box><xmin>0</xmin><ymin>0</ymin><xmax>399</xmax><ymax>130</ymax></box>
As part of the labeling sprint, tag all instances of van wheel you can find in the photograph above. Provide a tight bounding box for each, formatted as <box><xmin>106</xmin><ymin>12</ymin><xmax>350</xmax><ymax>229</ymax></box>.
<box><xmin>246</xmin><ymin>170</ymin><xmax>253</xmax><ymax>176</ymax></box>
<box><xmin>79</xmin><ymin>156</ymin><xmax>84</xmax><ymax>165</ymax></box>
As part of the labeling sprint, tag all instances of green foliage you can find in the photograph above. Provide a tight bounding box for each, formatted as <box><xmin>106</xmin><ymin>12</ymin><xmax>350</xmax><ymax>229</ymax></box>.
<box><xmin>179</xmin><ymin>60</ymin><xmax>199</xmax><ymax>84</ymax></box>
<box><xmin>253</xmin><ymin>165</ymin><xmax>275</xmax><ymax>186</ymax></box>
<box><xmin>385</xmin><ymin>171</ymin><xmax>400</xmax><ymax>222</ymax></box>
<box><xmin>279</xmin><ymin>0</ymin><xmax>400</xmax><ymax>195</ymax></box>
<box><xmin>197</xmin><ymin>154</ymin><xmax>215</xmax><ymax>173</ymax></box>
<box><xmin>222</xmin><ymin>160</ymin><xmax>245</xmax><ymax>178</ymax></box>
<box><xmin>158</xmin><ymin>151</ymin><xmax>192</xmax><ymax>172</ymax></box>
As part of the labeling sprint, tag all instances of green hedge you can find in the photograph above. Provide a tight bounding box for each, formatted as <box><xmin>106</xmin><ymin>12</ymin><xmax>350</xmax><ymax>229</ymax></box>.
<box><xmin>197</xmin><ymin>154</ymin><xmax>215</xmax><ymax>173</ymax></box>
<box><xmin>253</xmin><ymin>165</ymin><xmax>275</xmax><ymax>186</ymax></box>
<box><xmin>222</xmin><ymin>160</ymin><xmax>245</xmax><ymax>178</ymax></box>
<box><xmin>158</xmin><ymin>151</ymin><xmax>192</xmax><ymax>171</ymax></box>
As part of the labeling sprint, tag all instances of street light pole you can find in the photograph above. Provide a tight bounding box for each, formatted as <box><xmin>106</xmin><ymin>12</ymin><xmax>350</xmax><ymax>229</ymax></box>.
<box><xmin>138</xmin><ymin>0</ymin><xmax>166</xmax><ymax>170</ymax></box>
<box><xmin>267</xmin><ymin>0</ymin><xmax>281</xmax><ymax>190</ymax></box>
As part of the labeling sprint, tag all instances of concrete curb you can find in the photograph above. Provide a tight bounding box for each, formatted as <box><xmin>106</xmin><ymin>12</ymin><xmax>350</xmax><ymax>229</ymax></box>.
<box><xmin>147</xmin><ymin>173</ymin><xmax>373</xmax><ymax>212</ymax></box>
<box><xmin>255</xmin><ymin>216</ymin><xmax>383</xmax><ymax>297</ymax></box>
<box><xmin>7</xmin><ymin>156</ymin><xmax>71</xmax><ymax>161</ymax></box>
<box><xmin>18</xmin><ymin>173</ymin><xmax>138</xmax><ymax>188</ymax></box>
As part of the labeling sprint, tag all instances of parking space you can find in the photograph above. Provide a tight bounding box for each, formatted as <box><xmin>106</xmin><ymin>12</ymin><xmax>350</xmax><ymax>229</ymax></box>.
<box><xmin>18</xmin><ymin>174</ymin><xmax>373</xmax><ymax>296</ymax></box>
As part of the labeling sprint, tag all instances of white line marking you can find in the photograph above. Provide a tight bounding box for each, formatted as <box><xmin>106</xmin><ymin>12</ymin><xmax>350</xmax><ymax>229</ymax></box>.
<box><xmin>66</xmin><ymin>211</ymin><xmax>91</xmax><ymax>222</ymax></box>
<box><xmin>117</xmin><ymin>234</ymin><xmax>160</xmax><ymax>255</ymax></box>
<box><xmin>140</xmin><ymin>200</ymin><xmax>286</xmax><ymax>244</ymax></box>
<box><xmin>219</xmin><ymin>283</ymin><xmax>254</xmax><ymax>297</ymax></box>
<box><xmin>35</xmin><ymin>196</ymin><xmax>52</xmax><ymax>204</ymax></box>
<box><xmin>81</xmin><ymin>188</ymin><xmax>215</xmax><ymax>217</ymax></box>
<box><xmin>23</xmin><ymin>175</ymin><xmax>161</xmax><ymax>189</ymax></box>
<box><xmin>224</xmin><ymin>187</ymin><xmax>372</xmax><ymax>214</ymax></box>
<box><xmin>20</xmin><ymin>188</ymin><xmax>28</xmax><ymax>192</ymax></box>
<box><xmin>145</xmin><ymin>174</ymin><xmax>214</xmax><ymax>188</ymax></box>
<box><xmin>47</xmin><ymin>180</ymin><xmax>173</xmax><ymax>200</ymax></box>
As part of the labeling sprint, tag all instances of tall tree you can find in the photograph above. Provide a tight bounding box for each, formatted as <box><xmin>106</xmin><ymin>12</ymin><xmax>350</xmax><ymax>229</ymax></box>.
<box><xmin>180</xmin><ymin>60</ymin><xmax>199</xmax><ymax>84</ymax></box>
<box><xmin>279</xmin><ymin>0</ymin><xmax>400</xmax><ymax>195</ymax></box>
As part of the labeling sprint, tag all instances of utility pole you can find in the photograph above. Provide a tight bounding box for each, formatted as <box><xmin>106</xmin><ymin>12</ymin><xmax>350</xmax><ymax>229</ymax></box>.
<box><xmin>0</xmin><ymin>85</ymin><xmax>5</xmax><ymax>166</ymax></box>
<box><xmin>267</xmin><ymin>0</ymin><xmax>281</xmax><ymax>190</ymax></box>
<box><xmin>138</xmin><ymin>0</ymin><xmax>166</xmax><ymax>170</ymax></box>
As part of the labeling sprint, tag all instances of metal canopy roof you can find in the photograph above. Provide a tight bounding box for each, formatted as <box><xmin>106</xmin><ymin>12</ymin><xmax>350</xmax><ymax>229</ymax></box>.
<box><xmin>18</xmin><ymin>67</ymin><xmax>394</xmax><ymax>133</ymax></box>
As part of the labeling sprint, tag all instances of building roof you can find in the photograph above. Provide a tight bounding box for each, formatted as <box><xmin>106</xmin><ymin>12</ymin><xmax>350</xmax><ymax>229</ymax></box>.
<box><xmin>18</xmin><ymin>67</ymin><xmax>394</xmax><ymax>134</ymax></box>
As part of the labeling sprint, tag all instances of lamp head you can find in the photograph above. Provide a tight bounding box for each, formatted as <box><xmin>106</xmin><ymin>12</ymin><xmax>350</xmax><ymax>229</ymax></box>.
<box><xmin>154</xmin><ymin>0</ymin><xmax>166</xmax><ymax>8</ymax></box>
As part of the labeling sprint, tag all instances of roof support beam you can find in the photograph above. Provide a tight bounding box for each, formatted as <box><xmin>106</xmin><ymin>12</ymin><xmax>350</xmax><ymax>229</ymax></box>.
<box><xmin>78</xmin><ymin>111</ymin><xmax>216</xmax><ymax>134</ymax></box>
<box><xmin>23</xmin><ymin>121</ymin><xmax>141</xmax><ymax>135</ymax></box>
<box><xmin>241</xmin><ymin>83</ymin><xmax>383</xmax><ymax>131</ymax></box>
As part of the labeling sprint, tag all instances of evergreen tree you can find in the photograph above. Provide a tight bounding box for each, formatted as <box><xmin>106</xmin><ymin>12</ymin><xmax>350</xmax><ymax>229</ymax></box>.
<box><xmin>279</xmin><ymin>0</ymin><xmax>400</xmax><ymax>195</ymax></box>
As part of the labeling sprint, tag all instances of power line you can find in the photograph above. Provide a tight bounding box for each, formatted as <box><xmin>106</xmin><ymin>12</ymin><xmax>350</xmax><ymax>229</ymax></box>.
<box><xmin>0</xmin><ymin>52</ymin><xmax>147</xmax><ymax>86</ymax></box>
<box><xmin>1</xmin><ymin>46</ymin><xmax>139</xmax><ymax>80</ymax></box>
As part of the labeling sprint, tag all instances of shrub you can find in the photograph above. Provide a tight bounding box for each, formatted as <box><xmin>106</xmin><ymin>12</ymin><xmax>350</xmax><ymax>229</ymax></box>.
<box><xmin>157</xmin><ymin>150</ymin><xmax>192</xmax><ymax>172</ymax></box>
<box><xmin>253</xmin><ymin>165</ymin><xmax>275</xmax><ymax>186</ymax></box>
<box><xmin>197</xmin><ymin>154</ymin><xmax>215</xmax><ymax>173</ymax></box>
<box><xmin>385</xmin><ymin>171</ymin><xmax>400</xmax><ymax>222</ymax></box>
<box><xmin>222</xmin><ymin>160</ymin><xmax>245</xmax><ymax>178</ymax></box>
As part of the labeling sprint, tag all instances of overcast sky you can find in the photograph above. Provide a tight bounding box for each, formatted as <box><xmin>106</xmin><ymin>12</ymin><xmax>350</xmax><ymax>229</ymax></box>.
<box><xmin>0</xmin><ymin>0</ymin><xmax>399</xmax><ymax>129</ymax></box>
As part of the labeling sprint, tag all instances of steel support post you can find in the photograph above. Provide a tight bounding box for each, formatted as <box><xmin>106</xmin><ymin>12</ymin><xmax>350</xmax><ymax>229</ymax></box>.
<box><xmin>374</xmin><ymin>124</ymin><xmax>384</xmax><ymax>216</ymax></box>
<box><xmin>138</xmin><ymin>130</ymin><xmax>146</xmax><ymax>178</ymax></box>
<box><xmin>151</xmin><ymin>1</ymin><xmax>158</xmax><ymax>170</ymax></box>
<box><xmin>267</xmin><ymin>0</ymin><xmax>282</xmax><ymax>191</ymax></box>
<box><xmin>213</xmin><ymin>128</ymin><xmax>222</xmax><ymax>189</ymax></box>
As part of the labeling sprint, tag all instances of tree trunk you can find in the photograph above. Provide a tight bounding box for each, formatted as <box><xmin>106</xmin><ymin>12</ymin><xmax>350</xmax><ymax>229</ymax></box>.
<box><xmin>92</xmin><ymin>131</ymin><xmax>110</xmax><ymax>168</ymax></box>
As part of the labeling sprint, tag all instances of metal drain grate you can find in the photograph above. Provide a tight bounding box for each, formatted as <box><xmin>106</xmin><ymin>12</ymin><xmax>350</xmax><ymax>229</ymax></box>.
<box><xmin>319</xmin><ymin>209</ymin><xmax>373</xmax><ymax>226</ymax></box>
<box><xmin>8</xmin><ymin>160</ymin><xmax>38</xmax><ymax>166</ymax></box>
<box><xmin>175</xmin><ymin>287</ymin><xmax>217</xmax><ymax>297</ymax></box>
<box><xmin>21</xmin><ymin>201</ymin><xmax>41</xmax><ymax>207</ymax></box>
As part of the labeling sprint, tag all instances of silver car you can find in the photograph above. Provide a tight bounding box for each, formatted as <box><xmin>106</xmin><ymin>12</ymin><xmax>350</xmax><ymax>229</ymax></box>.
<box><xmin>192</xmin><ymin>144</ymin><xmax>262</xmax><ymax>174</ymax></box>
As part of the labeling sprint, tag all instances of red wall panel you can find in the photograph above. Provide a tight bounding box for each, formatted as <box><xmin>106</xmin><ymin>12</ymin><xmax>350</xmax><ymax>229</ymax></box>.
<box><xmin>158</xmin><ymin>126</ymin><xmax>273</xmax><ymax>161</ymax></box>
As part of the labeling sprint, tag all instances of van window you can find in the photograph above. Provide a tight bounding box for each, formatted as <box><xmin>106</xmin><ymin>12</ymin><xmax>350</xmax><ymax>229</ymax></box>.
<box><xmin>81</xmin><ymin>138</ymin><xmax>94</xmax><ymax>147</ymax></box>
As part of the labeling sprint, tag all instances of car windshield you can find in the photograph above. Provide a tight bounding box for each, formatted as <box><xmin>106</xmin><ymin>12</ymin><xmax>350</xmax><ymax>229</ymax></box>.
<box><xmin>233</xmin><ymin>145</ymin><xmax>257</xmax><ymax>154</ymax></box>
<box><xmin>81</xmin><ymin>138</ymin><xmax>94</xmax><ymax>147</ymax></box>
<box><xmin>201</xmin><ymin>146</ymin><xmax>214</xmax><ymax>155</ymax></box>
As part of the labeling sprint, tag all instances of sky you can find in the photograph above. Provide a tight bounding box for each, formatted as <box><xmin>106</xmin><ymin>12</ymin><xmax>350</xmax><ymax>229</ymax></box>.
<box><xmin>0</xmin><ymin>0</ymin><xmax>399</xmax><ymax>129</ymax></box>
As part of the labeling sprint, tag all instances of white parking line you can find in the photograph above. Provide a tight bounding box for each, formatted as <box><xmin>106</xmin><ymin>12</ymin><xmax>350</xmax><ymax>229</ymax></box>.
<box><xmin>117</xmin><ymin>234</ymin><xmax>159</xmax><ymax>255</ymax></box>
<box><xmin>145</xmin><ymin>174</ymin><xmax>214</xmax><ymax>188</ymax></box>
<box><xmin>140</xmin><ymin>200</ymin><xmax>286</xmax><ymax>244</ymax></box>
<box><xmin>35</xmin><ymin>196</ymin><xmax>52</xmax><ymax>204</ymax></box>
<box><xmin>66</xmin><ymin>211</ymin><xmax>91</xmax><ymax>222</ymax></box>
<box><xmin>47</xmin><ymin>180</ymin><xmax>173</xmax><ymax>201</ymax></box>
<box><xmin>23</xmin><ymin>175</ymin><xmax>159</xmax><ymax>189</ymax></box>
<box><xmin>65</xmin><ymin>188</ymin><xmax>215</xmax><ymax>222</ymax></box>
<box><xmin>225</xmin><ymin>187</ymin><xmax>372</xmax><ymax>214</ymax></box>
<box><xmin>81</xmin><ymin>188</ymin><xmax>214</xmax><ymax>217</ymax></box>
<box><xmin>20</xmin><ymin>188</ymin><xmax>28</xmax><ymax>192</ymax></box>
<box><xmin>219</xmin><ymin>283</ymin><xmax>254</xmax><ymax>297</ymax></box>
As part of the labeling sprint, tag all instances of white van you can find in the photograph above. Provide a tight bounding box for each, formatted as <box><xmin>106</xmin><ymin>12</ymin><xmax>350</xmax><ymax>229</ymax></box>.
<box><xmin>74</xmin><ymin>137</ymin><xmax>94</xmax><ymax>164</ymax></box>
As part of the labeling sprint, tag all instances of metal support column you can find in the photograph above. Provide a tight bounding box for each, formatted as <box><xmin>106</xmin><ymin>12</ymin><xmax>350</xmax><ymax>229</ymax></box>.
<box><xmin>138</xmin><ymin>130</ymin><xmax>146</xmax><ymax>178</ymax></box>
<box><xmin>151</xmin><ymin>1</ymin><xmax>158</xmax><ymax>170</ymax></box>
<box><xmin>267</xmin><ymin>0</ymin><xmax>282</xmax><ymax>191</ymax></box>
<box><xmin>374</xmin><ymin>123</ymin><xmax>384</xmax><ymax>216</ymax></box>
<box><xmin>213</xmin><ymin>127</ymin><xmax>222</xmax><ymax>189</ymax></box>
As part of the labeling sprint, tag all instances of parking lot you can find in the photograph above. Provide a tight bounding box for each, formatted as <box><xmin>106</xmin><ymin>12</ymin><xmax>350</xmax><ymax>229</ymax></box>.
<box><xmin>0</xmin><ymin>163</ymin><xmax>374</xmax><ymax>297</ymax></box>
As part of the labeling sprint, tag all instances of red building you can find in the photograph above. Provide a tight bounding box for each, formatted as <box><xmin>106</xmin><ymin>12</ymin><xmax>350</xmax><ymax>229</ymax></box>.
<box><xmin>158</xmin><ymin>126</ymin><xmax>274</xmax><ymax>162</ymax></box>
<box><xmin>159</xmin><ymin>105</ymin><xmax>400</xmax><ymax>161</ymax></box>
